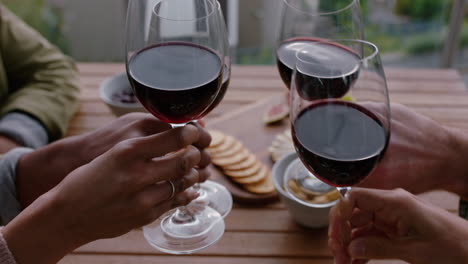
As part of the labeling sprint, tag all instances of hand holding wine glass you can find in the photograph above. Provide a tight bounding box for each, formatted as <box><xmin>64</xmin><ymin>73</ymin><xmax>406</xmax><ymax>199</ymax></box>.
<box><xmin>328</xmin><ymin>188</ymin><xmax>468</xmax><ymax>264</ymax></box>
<box><xmin>125</xmin><ymin>0</ymin><xmax>227</xmax><ymax>254</ymax></box>
<box><xmin>285</xmin><ymin>39</ymin><xmax>391</xmax><ymax>200</ymax></box>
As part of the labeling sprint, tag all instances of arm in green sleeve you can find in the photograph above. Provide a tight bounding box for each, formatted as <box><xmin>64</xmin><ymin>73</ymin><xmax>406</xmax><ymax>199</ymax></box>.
<box><xmin>0</xmin><ymin>5</ymin><xmax>80</xmax><ymax>141</ymax></box>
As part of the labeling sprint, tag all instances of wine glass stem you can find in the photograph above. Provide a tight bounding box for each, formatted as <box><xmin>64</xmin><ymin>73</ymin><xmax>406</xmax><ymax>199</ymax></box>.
<box><xmin>337</xmin><ymin>187</ymin><xmax>351</xmax><ymax>199</ymax></box>
<box><xmin>172</xmin><ymin>207</ymin><xmax>195</xmax><ymax>224</ymax></box>
<box><xmin>170</xmin><ymin>123</ymin><xmax>198</xmax><ymax>223</ymax></box>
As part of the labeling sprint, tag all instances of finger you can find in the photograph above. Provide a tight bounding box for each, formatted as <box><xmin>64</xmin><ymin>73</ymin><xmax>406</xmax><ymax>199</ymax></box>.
<box><xmin>170</xmin><ymin>168</ymin><xmax>199</xmax><ymax>194</ymax></box>
<box><xmin>197</xmin><ymin>167</ymin><xmax>210</xmax><ymax>183</ymax></box>
<box><xmin>350</xmin><ymin>209</ymin><xmax>373</xmax><ymax>229</ymax></box>
<box><xmin>129</xmin><ymin>125</ymin><xmax>201</xmax><ymax>159</ymax></box>
<box><xmin>188</xmin><ymin>123</ymin><xmax>212</xmax><ymax>149</ymax></box>
<box><xmin>134</xmin><ymin>169</ymin><xmax>199</xmax><ymax>211</ymax></box>
<box><xmin>135</xmin><ymin>181</ymin><xmax>174</xmax><ymax>208</ymax></box>
<box><xmin>329</xmin><ymin>202</ymin><xmax>351</xmax><ymax>244</ymax></box>
<box><xmin>348</xmin><ymin>236</ymin><xmax>418</xmax><ymax>261</ymax></box>
<box><xmin>328</xmin><ymin>203</ymin><xmax>341</xmax><ymax>239</ymax></box>
<box><xmin>126</xmin><ymin>113</ymin><xmax>172</xmax><ymax>135</ymax></box>
<box><xmin>197</xmin><ymin>119</ymin><xmax>206</xmax><ymax>127</ymax></box>
<box><xmin>146</xmin><ymin>145</ymin><xmax>201</xmax><ymax>183</ymax></box>
<box><xmin>351</xmin><ymin>224</ymin><xmax>386</xmax><ymax>240</ymax></box>
<box><xmin>329</xmin><ymin>238</ymin><xmax>351</xmax><ymax>264</ymax></box>
<box><xmin>328</xmin><ymin>203</ymin><xmax>352</xmax><ymax>263</ymax></box>
<box><xmin>198</xmin><ymin>149</ymin><xmax>211</xmax><ymax>169</ymax></box>
<box><xmin>346</xmin><ymin>188</ymin><xmax>416</xmax><ymax>225</ymax></box>
<box><xmin>149</xmin><ymin>190</ymin><xmax>199</xmax><ymax>221</ymax></box>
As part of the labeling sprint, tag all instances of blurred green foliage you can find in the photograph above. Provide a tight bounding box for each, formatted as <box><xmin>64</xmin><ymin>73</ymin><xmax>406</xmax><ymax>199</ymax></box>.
<box><xmin>365</xmin><ymin>25</ymin><xmax>401</xmax><ymax>53</ymax></box>
<box><xmin>319</xmin><ymin>0</ymin><xmax>368</xmax><ymax>16</ymax></box>
<box><xmin>394</xmin><ymin>0</ymin><xmax>449</xmax><ymax>21</ymax></box>
<box><xmin>405</xmin><ymin>32</ymin><xmax>444</xmax><ymax>55</ymax></box>
<box><xmin>404</xmin><ymin>24</ymin><xmax>468</xmax><ymax>55</ymax></box>
<box><xmin>1</xmin><ymin>0</ymin><xmax>69</xmax><ymax>53</ymax></box>
<box><xmin>238</xmin><ymin>47</ymin><xmax>275</xmax><ymax>65</ymax></box>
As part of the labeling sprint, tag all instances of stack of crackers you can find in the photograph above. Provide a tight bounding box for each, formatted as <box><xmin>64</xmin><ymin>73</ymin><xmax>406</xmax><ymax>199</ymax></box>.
<box><xmin>207</xmin><ymin>130</ymin><xmax>275</xmax><ymax>194</ymax></box>
<box><xmin>269</xmin><ymin>129</ymin><xmax>295</xmax><ymax>162</ymax></box>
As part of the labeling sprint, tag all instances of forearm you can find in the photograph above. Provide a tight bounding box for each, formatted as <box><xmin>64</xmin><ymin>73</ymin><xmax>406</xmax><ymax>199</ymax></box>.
<box><xmin>444</xmin><ymin>127</ymin><xmax>468</xmax><ymax>200</ymax></box>
<box><xmin>15</xmin><ymin>136</ymin><xmax>85</xmax><ymax>208</ymax></box>
<box><xmin>2</xmin><ymin>191</ymin><xmax>84</xmax><ymax>264</ymax></box>
<box><xmin>0</xmin><ymin>112</ymin><xmax>49</xmax><ymax>154</ymax></box>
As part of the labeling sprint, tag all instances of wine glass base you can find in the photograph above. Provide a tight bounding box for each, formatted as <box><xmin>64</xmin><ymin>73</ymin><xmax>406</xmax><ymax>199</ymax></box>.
<box><xmin>197</xmin><ymin>180</ymin><xmax>233</xmax><ymax>218</ymax></box>
<box><xmin>143</xmin><ymin>206</ymin><xmax>225</xmax><ymax>254</ymax></box>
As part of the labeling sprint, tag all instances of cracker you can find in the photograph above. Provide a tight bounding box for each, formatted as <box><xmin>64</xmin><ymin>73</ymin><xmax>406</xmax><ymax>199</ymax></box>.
<box><xmin>208</xmin><ymin>130</ymin><xmax>225</xmax><ymax>148</ymax></box>
<box><xmin>208</xmin><ymin>135</ymin><xmax>236</xmax><ymax>155</ymax></box>
<box><xmin>243</xmin><ymin>171</ymin><xmax>275</xmax><ymax>194</ymax></box>
<box><xmin>277</xmin><ymin>133</ymin><xmax>292</xmax><ymax>144</ymax></box>
<box><xmin>270</xmin><ymin>129</ymin><xmax>294</xmax><ymax>162</ymax></box>
<box><xmin>232</xmin><ymin>165</ymin><xmax>268</xmax><ymax>184</ymax></box>
<box><xmin>213</xmin><ymin>140</ymin><xmax>244</xmax><ymax>159</ymax></box>
<box><xmin>224</xmin><ymin>161</ymin><xmax>262</xmax><ymax>178</ymax></box>
<box><xmin>212</xmin><ymin>149</ymin><xmax>249</xmax><ymax>167</ymax></box>
<box><xmin>224</xmin><ymin>153</ymin><xmax>257</xmax><ymax>171</ymax></box>
<box><xmin>272</xmin><ymin>149</ymin><xmax>295</xmax><ymax>161</ymax></box>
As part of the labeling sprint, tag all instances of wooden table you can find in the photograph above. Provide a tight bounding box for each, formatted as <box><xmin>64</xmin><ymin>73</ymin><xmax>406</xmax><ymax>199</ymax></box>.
<box><xmin>59</xmin><ymin>64</ymin><xmax>467</xmax><ymax>264</ymax></box>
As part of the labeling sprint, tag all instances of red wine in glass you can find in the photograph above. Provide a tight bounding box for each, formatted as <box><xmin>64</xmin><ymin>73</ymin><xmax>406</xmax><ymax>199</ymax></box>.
<box><xmin>277</xmin><ymin>38</ymin><xmax>360</xmax><ymax>98</ymax></box>
<box><xmin>292</xmin><ymin>100</ymin><xmax>387</xmax><ymax>187</ymax></box>
<box><xmin>128</xmin><ymin>42</ymin><xmax>223</xmax><ymax>124</ymax></box>
<box><xmin>276</xmin><ymin>38</ymin><xmax>321</xmax><ymax>89</ymax></box>
<box><xmin>204</xmin><ymin>64</ymin><xmax>230</xmax><ymax>114</ymax></box>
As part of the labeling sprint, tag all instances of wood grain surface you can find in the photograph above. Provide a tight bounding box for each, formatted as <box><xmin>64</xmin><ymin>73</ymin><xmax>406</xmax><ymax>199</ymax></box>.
<box><xmin>59</xmin><ymin>64</ymin><xmax>467</xmax><ymax>264</ymax></box>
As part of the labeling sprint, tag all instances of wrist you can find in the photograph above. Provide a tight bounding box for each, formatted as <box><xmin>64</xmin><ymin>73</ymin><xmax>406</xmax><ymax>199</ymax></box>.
<box><xmin>16</xmin><ymin>136</ymin><xmax>84</xmax><ymax>207</ymax></box>
<box><xmin>2</xmin><ymin>190</ymin><xmax>84</xmax><ymax>264</ymax></box>
<box><xmin>444</xmin><ymin>127</ymin><xmax>468</xmax><ymax>199</ymax></box>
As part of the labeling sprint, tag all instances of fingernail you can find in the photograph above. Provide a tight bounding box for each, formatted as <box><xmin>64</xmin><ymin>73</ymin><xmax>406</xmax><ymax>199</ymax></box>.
<box><xmin>348</xmin><ymin>240</ymin><xmax>365</xmax><ymax>258</ymax></box>
<box><xmin>188</xmin><ymin>190</ymin><xmax>200</xmax><ymax>200</ymax></box>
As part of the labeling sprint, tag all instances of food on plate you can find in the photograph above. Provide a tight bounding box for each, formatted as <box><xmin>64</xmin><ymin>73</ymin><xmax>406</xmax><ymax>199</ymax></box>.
<box><xmin>207</xmin><ymin>130</ymin><xmax>275</xmax><ymax>194</ymax></box>
<box><xmin>263</xmin><ymin>102</ymin><xmax>289</xmax><ymax>125</ymax></box>
<box><xmin>269</xmin><ymin>129</ymin><xmax>294</xmax><ymax>162</ymax></box>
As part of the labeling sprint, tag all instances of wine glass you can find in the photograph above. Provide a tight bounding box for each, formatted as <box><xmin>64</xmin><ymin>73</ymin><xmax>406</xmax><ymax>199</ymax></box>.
<box><xmin>276</xmin><ymin>0</ymin><xmax>363</xmax><ymax>89</ymax></box>
<box><xmin>286</xmin><ymin>39</ymin><xmax>391</xmax><ymax>199</ymax></box>
<box><xmin>125</xmin><ymin>0</ymin><xmax>226</xmax><ymax>254</ymax></box>
<box><xmin>191</xmin><ymin>0</ymin><xmax>233</xmax><ymax>219</ymax></box>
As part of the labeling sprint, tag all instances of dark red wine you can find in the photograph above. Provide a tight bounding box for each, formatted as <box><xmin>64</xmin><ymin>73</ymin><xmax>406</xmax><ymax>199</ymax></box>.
<box><xmin>292</xmin><ymin>101</ymin><xmax>387</xmax><ymax>187</ymax></box>
<box><xmin>277</xmin><ymin>38</ymin><xmax>320</xmax><ymax>89</ymax></box>
<box><xmin>277</xmin><ymin>38</ymin><xmax>360</xmax><ymax>100</ymax></box>
<box><xmin>128</xmin><ymin>42</ymin><xmax>222</xmax><ymax>124</ymax></box>
<box><xmin>204</xmin><ymin>64</ymin><xmax>230</xmax><ymax>114</ymax></box>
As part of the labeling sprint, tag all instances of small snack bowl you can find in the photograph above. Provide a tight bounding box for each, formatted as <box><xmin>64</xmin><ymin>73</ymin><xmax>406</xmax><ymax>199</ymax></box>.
<box><xmin>99</xmin><ymin>72</ymin><xmax>146</xmax><ymax>116</ymax></box>
<box><xmin>272</xmin><ymin>152</ymin><xmax>338</xmax><ymax>228</ymax></box>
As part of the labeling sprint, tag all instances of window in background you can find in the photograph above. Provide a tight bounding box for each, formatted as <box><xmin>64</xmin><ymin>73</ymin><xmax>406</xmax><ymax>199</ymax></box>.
<box><xmin>4</xmin><ymin>0</ymin><xmax>465</xmax><ymax>73</ymax></box>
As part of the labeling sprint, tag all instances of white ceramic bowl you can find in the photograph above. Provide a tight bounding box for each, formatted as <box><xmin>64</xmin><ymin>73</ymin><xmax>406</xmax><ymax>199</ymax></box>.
<box><xmin>272</xmin><ymin>152</ymin><xmax>338</xmax><ymax>228</ymax></box>
<box><xmin>99</xmin><ymin>72</ymin><xmax>146</xmax><ymax>116</ymax></box>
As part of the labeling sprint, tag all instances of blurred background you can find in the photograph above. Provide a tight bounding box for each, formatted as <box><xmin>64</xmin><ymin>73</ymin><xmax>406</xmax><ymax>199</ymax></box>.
<box><xmin>2</xmin><ymin>0</ymin><xmax>467</xmax><ymax>84</ymax></box>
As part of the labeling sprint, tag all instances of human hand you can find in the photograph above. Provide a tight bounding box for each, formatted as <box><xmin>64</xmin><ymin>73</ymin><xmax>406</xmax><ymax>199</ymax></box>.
<box><xmin>358</xmin><ymin>103</ymin><xmax>467</xmax><ymax>196</ymax></box>
<box><xmin>3</xmin><ymin>125</ymin><xmax>208</xmax><ymax>264</ymax></box>
<box><xmin>328</xmin><ymin>188</ymin><xmax>468</xmax><ymax>264</ymax></box>
<box><xmin>0</xmin><ymin>135</ymin><xmax>20</xmax><ymax>153</ymax></box>
<box><xmin>16</xmin><ymin>113</ymin><xmax>212</xmax><ymax>206</ymax></box>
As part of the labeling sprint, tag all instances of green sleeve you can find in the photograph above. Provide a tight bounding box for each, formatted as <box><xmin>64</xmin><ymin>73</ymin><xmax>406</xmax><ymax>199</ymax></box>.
<box><xmin>0</xmin><ymin>4</ymin><xmax>80</xmax><ymax>141</ymax></box>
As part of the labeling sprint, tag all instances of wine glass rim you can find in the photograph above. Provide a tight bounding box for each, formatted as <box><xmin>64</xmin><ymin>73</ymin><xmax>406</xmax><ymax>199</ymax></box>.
<box><xmin>295</xmin><ymin>39</ymin><xmax>380</xmax><ymax>65</ymax></box>
<box><xmin>283</xmin><ymin>0</ymin><xmax>359</xmax><ymax>16</ymax></box>
<box><xmin>153</xmin><ymin>0</ymin><xmax>216</xmax><ymax>22</ymax></box>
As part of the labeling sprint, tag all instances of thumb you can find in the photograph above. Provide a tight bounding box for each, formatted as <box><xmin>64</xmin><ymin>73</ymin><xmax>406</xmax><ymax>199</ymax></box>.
<box><xmin>348</xmin><ymin>236</ymin><xmax>420</xmax><ymax>262</ymax></box>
